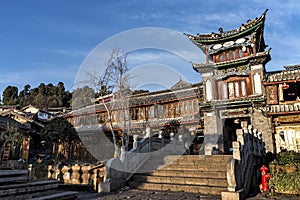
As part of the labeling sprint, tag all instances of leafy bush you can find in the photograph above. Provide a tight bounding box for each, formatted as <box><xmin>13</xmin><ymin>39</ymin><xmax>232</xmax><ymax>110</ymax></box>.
<box><xmin>274</xmin><ymin>151</ymin><xmax>300</xmax><ymax>165</ymax></box>
<box><xmin>269</xmin><ymin>152</ymin><xmax>300</xmax><ymax>195</ymax></box>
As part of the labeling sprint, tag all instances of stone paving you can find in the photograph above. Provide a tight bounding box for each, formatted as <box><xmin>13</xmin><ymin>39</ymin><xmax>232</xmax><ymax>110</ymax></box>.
<box><xmin>78</xmin><ymin>187</ymin><xmax>221</xmax><ymax>200</ymax></box>
<box><xmin>77</xmin><ymin>186</ymin><xmax>300</xmax><ymax>200</ymax></box>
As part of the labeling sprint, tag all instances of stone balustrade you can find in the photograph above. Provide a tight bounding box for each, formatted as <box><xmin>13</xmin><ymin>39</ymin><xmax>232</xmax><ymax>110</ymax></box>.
<box><xmin>47</xmin><ymin>163</ymin><xmax>105</xmax><ymax>191</ymax></box>
<box><xmin>99</xmin><ymin>129</ymin><xmax>190</xmax><ymax>193</ymax></box>
<box><xmin>222</xmin><ymin>122</ymin><xmax>266</xmax><ymax>200</ymax></box>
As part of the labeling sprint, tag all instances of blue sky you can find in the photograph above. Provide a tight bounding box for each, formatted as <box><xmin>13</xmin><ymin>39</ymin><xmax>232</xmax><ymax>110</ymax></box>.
<box><xmin>1</xmin><ymin>0</ymin><xmax>300</xmax><ymax>97</ymax></box>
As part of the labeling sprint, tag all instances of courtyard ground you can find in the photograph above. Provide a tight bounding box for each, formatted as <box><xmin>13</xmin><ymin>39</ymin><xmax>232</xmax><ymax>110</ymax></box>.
<box><xmin>76</xmin><ymin>186</ymin><xmax>300</xmax><ymax>200</ymax></box>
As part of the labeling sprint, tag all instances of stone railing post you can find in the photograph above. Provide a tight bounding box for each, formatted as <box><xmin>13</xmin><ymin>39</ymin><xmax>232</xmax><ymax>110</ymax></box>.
<box><xmin>133</xmin><ymin>135</ymin><xmax>139</xmax><ymax>149</ymax></box>
<box><xmin>28</xmin><ymin>164</ymin><xmax>33</xmax><ymax>181</ymax></box>
<box><xmin>170</xmin><ymin>132</ymin><xmax>175</xmax><ymax>153</ymax></box>
<box><xmin>178</xmin><ymin>134</ymin><xmax>183</xmax><ymax>143</ymax></box>
<box><xmin>258</xmin><ymin>132</ymin><xmax>264</xmax><ymax>156</ymax></box>
<box><xmin>236</xmin><ymin>129</ymin><xmax>244</xmax><ymax>146</ymax></box>
<box><xmin>148</xmin><ymin>131</ymin><xmax>153</xmax><ymax>152</ymax></box>
<box><xmin>170</xmin><ymin>132</ymin><xmax>174</xmax><ymax>141</ymax></box>
<box><xmin>232</xmin><ymin>141</ymin><xmax>241</xmax><ymax>161</ymax></box>
<box><xmin>158</xmin><ymin>131</ymin><xmax>164</xmax><ymax>148</ymax></box>
<box><xmin>241</xmin><ymin>121</ymin><xmax>248</xmax><ymax>129</ymax></box>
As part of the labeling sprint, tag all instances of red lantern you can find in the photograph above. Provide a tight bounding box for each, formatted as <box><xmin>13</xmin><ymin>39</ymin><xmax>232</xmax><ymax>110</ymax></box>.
<box><xmin>282</xmin><ymin>83</ymin><xmax>289</xmax><ymax>89</ymax></box>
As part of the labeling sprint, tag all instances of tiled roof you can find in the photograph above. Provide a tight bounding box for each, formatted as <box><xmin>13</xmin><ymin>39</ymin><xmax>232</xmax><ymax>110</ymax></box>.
<box><xmin>267</xmin><ymin>103</ymin><xmax>300</xmax><ymax>114</ymax></box>
<box><xmin>185</xmin><ymin>9</ymin><xmax>268</xmax><ymax>43</ymax></box>
<box><xmin>266</xmin><ymin>69</ymin><xmax>300</xmax><ymax>82</ymax></box>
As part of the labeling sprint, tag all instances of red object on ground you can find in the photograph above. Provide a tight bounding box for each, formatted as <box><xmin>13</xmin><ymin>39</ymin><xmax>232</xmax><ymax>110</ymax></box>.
<box><xmin>260</xmin><ymin>165</ymin><xmax>270</xmax><ymax>192</ymax></box>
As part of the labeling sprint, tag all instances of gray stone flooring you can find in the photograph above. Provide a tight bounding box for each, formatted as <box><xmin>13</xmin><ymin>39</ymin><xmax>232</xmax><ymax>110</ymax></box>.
<box><xmin>77</xmin><ymin>187</ymin><xmax>300</xmax><ymax>200</ymax></box>
<box><xmin>78</xmin><ymin>188</ymin><xmax>221</xmax><ymax>199</ymax></box>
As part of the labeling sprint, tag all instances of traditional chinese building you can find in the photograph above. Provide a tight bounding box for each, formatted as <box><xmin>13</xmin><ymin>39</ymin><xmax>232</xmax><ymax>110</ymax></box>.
<box><xmin>264</xmin><ymin>64</ymin><xmax>300</xmax><ymax>153</ymax></box>
<box><xmin>66</xmin><ymin>79</ymin><xmax>204</xmax><ymax>155</ymax></box>
<box><xmin>185</xmin><ymin>9</ymin><xmax>274</xmax><ymax>154</ymax></box>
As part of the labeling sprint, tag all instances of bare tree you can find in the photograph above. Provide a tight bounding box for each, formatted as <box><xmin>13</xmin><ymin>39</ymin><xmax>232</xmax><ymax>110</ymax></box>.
<box><xmin>86</xmin><ymin>48</ymin><xmax>131</xmax><ymax>160</ymax></box>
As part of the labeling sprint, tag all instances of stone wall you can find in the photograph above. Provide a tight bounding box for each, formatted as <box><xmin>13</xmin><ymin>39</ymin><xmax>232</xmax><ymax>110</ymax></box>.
<box><xmin>203</xmin><ymin>111</ymin><xmax>224</xmax><ymax>155</ymax></box>
<box><xmin>251</xmin><ymin>108</ymin><xmax>274</xmax><ymax>153</ymax></box>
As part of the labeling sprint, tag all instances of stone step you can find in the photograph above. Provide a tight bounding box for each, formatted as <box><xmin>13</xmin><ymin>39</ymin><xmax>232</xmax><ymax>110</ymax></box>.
<box><xmin>136</xmin><ymin>155</ymin><xmax>229</xmax><ymax>173</ymax></box>
<box><xmin>146</xmin><ymin>170</ymin><xmax>227</xmax><ymax>179</ymax></box>
<box><xmin>129</xmin><ymin>155</ymin><xmax>231</xmax><ymax>195</ymax></box>
<box><xmin>128</xmin><ymin>182</ymin><xmax>226</xmax><ymax>195</ymax></box>
<box><xmin>0</xmin><ymin>180</ymin><xmax>59</xmax><ymax>198</ymax></box>
<box><xmin>0</xmin><ymin>170</ymin><xmax>28</xmax><ymax>184</ymax></box>
<box><xmin>137</xmin><ymin>163</ymin><xmax>227</xmax><ymax>173</ymax></box>
<box><xmin>167</xmin><ymin>155</ymin><xmax>232</xmax><ymax>162</ymax></box>
<box><xmin>132</xmin><ymin>175</ymin><xmax>227</xmax><ymax>187</ymax></box>
<box><xmin>0</xmin><ymin>169</ymin><xmax>28</xmax><ymax>177</ymax></box>
<box><xmin>31</xmin><ymin>191</ymin><xmax>78</xmax><ymax>200</ymax></box>
<box><xmin>148</xmin><ymin>155</ymin><xmax>232</xmax><ymax>165</ymax></box>
<box><xmin>156</xmin><ymin>164</ymin><xmax>227</xmax><ymax>172</ymax></box>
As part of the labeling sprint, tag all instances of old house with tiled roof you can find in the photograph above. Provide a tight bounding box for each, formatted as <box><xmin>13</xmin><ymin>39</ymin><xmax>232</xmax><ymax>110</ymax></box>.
<box><xmin>264</xmin><ymin>64</ymin><xmax>300</xmax><ymax>153</ymax></box>
<box><xmin>66</xmin><ymin>80</ymin><xmax>204</xmax><ymax>159</ymax></box>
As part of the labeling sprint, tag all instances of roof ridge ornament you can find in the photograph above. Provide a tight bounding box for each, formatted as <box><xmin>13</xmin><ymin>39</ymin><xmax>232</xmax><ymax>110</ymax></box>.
<box><xmin>185</xmin><ymin>9</ymin><xmax>269</xmax><ymax>42</ymax></box>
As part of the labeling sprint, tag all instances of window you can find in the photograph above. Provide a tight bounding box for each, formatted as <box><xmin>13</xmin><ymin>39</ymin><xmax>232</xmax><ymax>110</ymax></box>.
<box><xmin>220</xmin><ymin>53</ymin><xmax>224</xmax><ymax>62</ymax></box>
<box><xmin>234</xmin><ymin>82</ymin><xmax>240</xmax><ymax>97</ymax></box>
<box><xmin>174</xmin><ymin>105</ymin><xmax>177</xmax><ymax>116</ymax></box>
<box><xmin>194</xmin><ymin>100</ymin><xmax>198</xmax><ymax>112</ymax></box>
<box><xmin>189</xmin><ymin>101</ymin><xmax>192</xmax><ymax>112</ymax></box>
<box><xmin>218</xmin><ymin>77</ymin><xmax>250</xmax><ymax>100</ymax></box>
<box><xmin>225</xmin><ymin>51</ymin><xmax>230</xmax><ymax>61</ymax></box>
<box><xmin>221</xmin><ymin>83</ymin><xmax>227</xmax><ymax>99</ymax></box>
<box><xmin>228</xmin><ymin>82</ymin><xmax>235</xmax><ymax>99</ymax></box>
<box><xmin>241</xmin><ymin>81</ymin><xmax>246</xmax><ymax>96</ymax></box>
<box><xmin>154</xmin><ymin>104</ymin><xmax>158</xmax><ymax>118</ymax></box>
<box><xmin>283</xmin><ymin>83</ymin><xmax>297</xmax><ymax>101</ymax></box>
<box><xmin>239</xmin><ymin>48</ymin><xmax>243</xmax><ymax>58</ymax></box>
<box><xmin>131</xmin><ymin>108</ymin><xmax>139</xmax><ymax>120</ymax></box>
<box><xmin>158</xmin><ymin>105</ymin><xmax>163</xmax><ymax>117</ymax></box>
<box><xmin>217</xmin><ymin>49</ymin><xmax>239</xmax><ymax>63</ymax></box>
<box><xmin>232</xmin><ymin>50</ymin><xmax>237</xmax><ymax>60</ymax></box>
<box><xmin>179</xmin><ymin>103</ymin><xmax>183</xmax><ymax>114</ymax></box>
<box><xmin>168</xmin><ymin>105</ymin><xmax>171</xmax><ymax>115</ymax></box>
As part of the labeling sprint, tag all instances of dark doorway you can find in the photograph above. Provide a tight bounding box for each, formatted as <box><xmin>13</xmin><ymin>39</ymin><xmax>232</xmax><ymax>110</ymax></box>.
<box><xmin>222</xmin><ymin>117</ymin><xmax>250</xmax><ymax>154</ymax></box>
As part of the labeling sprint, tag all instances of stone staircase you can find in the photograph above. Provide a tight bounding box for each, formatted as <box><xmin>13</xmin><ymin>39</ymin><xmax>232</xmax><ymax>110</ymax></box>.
<box><xmin>128</xmin><ymin>154</ymin><xmax>232</xmax><ymax>195</ymax></box>
<box><xmin>0</xmin><ymin>169</ymin><xmax>78</xmax><ymax>200</ymax></box>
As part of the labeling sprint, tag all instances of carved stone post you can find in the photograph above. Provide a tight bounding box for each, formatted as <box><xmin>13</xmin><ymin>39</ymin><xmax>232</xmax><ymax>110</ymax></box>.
<box><xmin>159</xmin><ymin>131</ymin><xmax>164</xmax><ymax>148</ymax></box>
<box><xmin>241</xmin><ymin>121</ymin><xmax>248</xmax><ymax>129</ymax></box>
<box><xmin>178</xmin><ymin>134</ymin><xmax>183</xmax><ymax>143</ymax></box>
<box><xmin>232</xmin><ymin>141</ymin><xmax>241</xmax><ymax>161</ymax></box>
<box><xmin>170</xmin><ymin>132</ymin><xmax>174</xmax><ymax>141</ymax></box>
<box><xmin>133</xmin><ymin>135</ymin><xmax>139</xmax><ymax>149</ymax></box>
<box><xmin>236</xmin><ymin>129</ymin><xmax>244</xmax><ymax>146</ymax></box>
<box><xmin>148</xmin><ymin>129</ymin><xmax>153</xmax><ymax>152</ymax></box>
<box><xmin>169</xmin><ymin>132</ymin><xmax>174</xmax><ymax>153</ymax></box>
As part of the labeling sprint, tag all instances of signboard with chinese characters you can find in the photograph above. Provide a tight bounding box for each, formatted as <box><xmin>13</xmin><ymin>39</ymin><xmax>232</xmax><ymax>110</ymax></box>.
<box><xmin>266</xmin><ymin>85</ymin><xmax>278</xmax><ymax>105</ymax></box>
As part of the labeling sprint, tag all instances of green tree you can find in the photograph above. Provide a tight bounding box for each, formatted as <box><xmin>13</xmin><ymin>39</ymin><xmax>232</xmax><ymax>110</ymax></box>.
<box><xmin>0</xmin><ymin>124</ymin><xmax>26</xmax><ymax>159</ymax></box>
<box><xmin>18</xmin><ymin>84</ymin><xmax>31</xmax><ymax>107</ymax></box>
<box><xmin>41</xmin><ymin>117</ymin><xmax>79</xmax><ymax>160</ymax></box>
<box><xmin>72</xmin><ymin>86</ymin><xmax>95</xmax><ymax>109</ymax></box>
<box><xmin>2</xmin><ymin>86</ymin><xmax>19</xmax><ymax>105</ymax></box>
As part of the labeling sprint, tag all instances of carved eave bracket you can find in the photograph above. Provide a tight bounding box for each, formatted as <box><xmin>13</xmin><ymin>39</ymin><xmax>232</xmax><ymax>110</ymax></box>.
<box><xmin>192</xmin><ymin>62</ymin><xmax>215</xmax><ymax>74</ymax></box>
<box><xmin>249</xmin><ymin>48</ymin><xmax>271</xmax><ymax>66</ymax></box>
